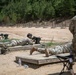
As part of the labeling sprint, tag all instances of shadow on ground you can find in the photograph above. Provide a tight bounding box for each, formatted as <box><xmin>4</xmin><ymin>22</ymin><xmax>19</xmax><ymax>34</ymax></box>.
<box><xmin>14</xmin><ymin>60</ymin><xmax>41</xmax><ymax>69</ymax></box>
<box><xmin>14</xmin><ymin>60</ymin><xmax>62</xmax><ymax>69</ymax></box>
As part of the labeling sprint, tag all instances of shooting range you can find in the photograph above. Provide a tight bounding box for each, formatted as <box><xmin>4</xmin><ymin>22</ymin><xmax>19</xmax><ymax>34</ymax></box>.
<box><xmin>0</xmin><ymin>1</ymin><xmax>76</xmax><ymax>74</ymax></box>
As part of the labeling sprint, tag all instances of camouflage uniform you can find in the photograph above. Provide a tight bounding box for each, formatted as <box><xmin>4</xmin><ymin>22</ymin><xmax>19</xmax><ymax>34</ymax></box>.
<box><xmin>7</xmin><ymin>38</ymin><xmax>33</xmax><ymax>47</ymax></box>
<box><xmin>0</xmin><ymin>43</ymin><xmax>9</xmax><ymax>54</ymax></box>
<box><xmin>33</xmin><ymin>42</ymin><xmax>72</xmax><ymax>55</ymax></box>
<box><xmin>69</xmin><ymin>16</ymin><xmax>76</xmax><ymax>53</ymax></box>
<box><xmin>0</xmin><ymin>33</ymin><xmax>33</xmax><ymax>54</ymax></box>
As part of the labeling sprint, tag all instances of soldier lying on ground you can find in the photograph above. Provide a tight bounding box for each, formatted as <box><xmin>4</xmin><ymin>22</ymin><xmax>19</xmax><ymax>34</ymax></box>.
<box><xmin>30</xmin><ymin>16</ymin><xmax>76</xmax><ymax>57</ymax></box>
<box><xmin>30</xmin><ymin>42</ymin><xmax>72</xmax><ymax>57</ymax></box>
<box><xmin>0</xmin><ymin>33</ymin><xmax>41</xmax><ymax>54</ymax></box>
<box><xmin>7</xmin><ymin>33</ymin><xmax>33</xmax><ymax>47</ymax></box>
<box><xmin>0</xmin><ymin>33</ymin><xmax>33</xmax><ymax>54</ymax></box>
<box><xmin>7</xmin><ymin>33</ymin><xmax>41</xmax><ymax>47</ymax></box>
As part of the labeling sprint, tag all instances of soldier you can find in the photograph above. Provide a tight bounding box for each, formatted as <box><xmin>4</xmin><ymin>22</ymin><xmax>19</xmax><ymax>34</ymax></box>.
<box><xmin>7</xmin><ymin>33</ymin><xmax>33</xmax><ymax>47</ymax></box>
<box><xmin>0</xmin><ymin>33</ymin><xmax>33</xmax><ymax>54</ymax></box>
<box><xmin>30</xmin><ymin>42</ymin><xmax>72</xmax><ymax>57</ymax></box>
<box><xmin>30</xmin><ymin>16</ymin><xmax>76</xmax><ymax>57</ymax></box>
<box><xmin>69</xmin><ymin>16</ymin><xmax>76</xmax><ymax>54</ymax></box>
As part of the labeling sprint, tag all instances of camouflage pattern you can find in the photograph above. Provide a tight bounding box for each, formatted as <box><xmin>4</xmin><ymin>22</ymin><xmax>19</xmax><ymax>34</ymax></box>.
<box><xmin>0</xmin><ymin>43</ymin><xmax>8</xmax><ymax>54</ymax></box>
<box><xmin>36</xmin><ymin>16</ymin><xmax>76</xmax><ymax>55</ymax></box>
<box><xmin>36</xmin><ymin>42</ymin><xmax>72</xmax><ymax>55</ymax></box>
<box><xmin>69</xmin><ymin>16</ymin><xmax>76</xmax><ymax>53</ymax></box>
<box><xmin>7</xmin><ymin>38</ymin><xmax>33</xmax><ymax>47</ymax></box>
<box><xmin>0</xmin><ymin>37</ymin><xmax>33</xmax><ymax>54</ymax></box>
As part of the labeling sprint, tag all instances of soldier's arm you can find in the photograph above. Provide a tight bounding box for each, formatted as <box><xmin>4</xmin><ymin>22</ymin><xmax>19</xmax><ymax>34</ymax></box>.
<box><xmin>27</xmin><ymin>39</ymin><xmax>33</xmax><ymax>45</ymax></box>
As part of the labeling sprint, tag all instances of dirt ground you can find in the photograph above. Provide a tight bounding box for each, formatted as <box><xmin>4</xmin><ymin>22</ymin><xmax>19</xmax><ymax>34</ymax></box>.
<box><xmin>0</xmin><ymin>26</ymin><xmax>76</xmax><ymax>75</ymax></box>
<box><xmin>0</xmin><ymin>26</ymin><xmax>73</xmax><ymax>42</ymax></box>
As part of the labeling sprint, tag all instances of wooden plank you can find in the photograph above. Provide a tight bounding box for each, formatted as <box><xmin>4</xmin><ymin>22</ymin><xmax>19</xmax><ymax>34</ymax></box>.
<box><xmin>16</xmin><ymin>53</ymin><xmax>71</xmax><ymax>65</ymax></box>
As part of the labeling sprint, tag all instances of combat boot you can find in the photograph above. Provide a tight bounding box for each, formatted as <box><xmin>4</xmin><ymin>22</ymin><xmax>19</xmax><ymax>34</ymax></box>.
<box><xmin>30</xmin><ymin>47</ymin><xmax>37</xmax><ymax>55</ymax></box>
<box><xmin>45</xmin><ymin>49</ymin><xmax>49</xmax><ymax>57</ymax></box>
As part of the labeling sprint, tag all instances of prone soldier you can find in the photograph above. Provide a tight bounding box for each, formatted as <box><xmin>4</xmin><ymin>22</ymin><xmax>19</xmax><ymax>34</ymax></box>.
<box><xmin>0</xmin><ymin>33</ymin><xmax>33</xmax><ymax>54</ymax></box>
<box><xmin>0</xmin><ymin>33</ymin><xmax>41</xmax><ymax>54</ymax></box>
<box><xmin>30</xmin><ymin>42</ymin><xmax>72</xmax><ymax>57</ymax></box>
<box><xmin>7</xmin><ymin>33</ymin><xmax>41</xmax><ymax>47</ymax></box>
<box><xmin>30</xmin><ymin>16</ymin><xmax>76</xmax><ymax>57</ymax></box>
<box><xmin>7</xmin><ymin>33</ymin><xmax>33</xmax><ymax>47</ymax></box>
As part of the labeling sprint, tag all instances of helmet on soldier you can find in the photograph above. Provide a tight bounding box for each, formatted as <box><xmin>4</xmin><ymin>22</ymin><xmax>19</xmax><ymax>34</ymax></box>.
<box><xmin>27</xmin><ymin>33</ymin><xmax>32</xmax><ymax>39</ymax></box>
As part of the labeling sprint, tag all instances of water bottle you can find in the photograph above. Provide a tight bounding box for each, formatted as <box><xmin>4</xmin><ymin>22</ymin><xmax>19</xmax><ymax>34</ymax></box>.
<box><xmin>18</xmin><ymin>58</ymin><xmax>22</xmax><ymax>66</ymax></box>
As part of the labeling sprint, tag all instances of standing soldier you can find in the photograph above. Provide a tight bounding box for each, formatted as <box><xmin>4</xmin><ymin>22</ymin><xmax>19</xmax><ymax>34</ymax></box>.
<box><xmin>69</xmin><ymin>16</ymin><xmax>76</xmax><ymax>54</ymax></box>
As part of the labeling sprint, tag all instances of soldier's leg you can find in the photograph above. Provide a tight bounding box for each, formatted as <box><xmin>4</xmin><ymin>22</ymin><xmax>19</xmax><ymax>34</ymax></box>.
<box><xmin>30</xmin><ymin>46</ymin><xmax>66</xmax><ymax>57</ymax></box>
<box><xmin>30</xmin><ymin>47</ymin><xmax>38</xmax><ymax>55</ymax></box>
<box><xmin>7</xmin><ymin>40</ymin><xmax>18</xmax><ymax>47</ymax></box>
<box><xmin>30</xmin><ymin>47</ymin><xmax>49</xmax><ymax>56</ymax></box>
<box><xmin>30</xmin><ymin>47</ymin><xmax>55</xmax><ymax>57</ymax></box>
<box><xmin>45</xmin><ymin>43</ymin><xmax>71</xmax><ymax>57</ymax></box>
<box><xmin>30</xmin><ymin>42</ymin><xmax>72</xmax><ymax>57</ymax></box>
<box><xmin>45</xmin><ymin>49</ymin><xmax>50</xmax><ymax>57</ymax></box>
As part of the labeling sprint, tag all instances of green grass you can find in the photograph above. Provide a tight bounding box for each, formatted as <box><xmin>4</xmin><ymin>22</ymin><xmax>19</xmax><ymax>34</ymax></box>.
<box><xmin>43</xmin><ymin>42</ymin><xmax>61</xmax><ymax>47</ymax></box>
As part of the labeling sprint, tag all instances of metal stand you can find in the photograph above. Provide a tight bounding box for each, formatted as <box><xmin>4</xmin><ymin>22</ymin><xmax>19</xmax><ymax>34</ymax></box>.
<box><xmin>56</xmin><ymin>54</ymin><xmax>74</xmax><ymax>75</ymax></box>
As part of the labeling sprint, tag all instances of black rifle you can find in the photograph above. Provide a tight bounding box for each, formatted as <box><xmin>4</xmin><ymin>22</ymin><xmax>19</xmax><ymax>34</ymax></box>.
<box><xmin>32</xmin><ymin>36</ymin><xmax>41</xmax><ymax>44</ymax></box>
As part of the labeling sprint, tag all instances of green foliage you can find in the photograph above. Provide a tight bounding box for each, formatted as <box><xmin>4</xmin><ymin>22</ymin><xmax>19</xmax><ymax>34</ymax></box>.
<box><xmin>45</xmin><ymin>42</ymin><xmax>60</xmax><ymax>47</ymax></box>
<box><xmin>42</xmin><ymin>42</ymin><xmax>61</xmax><ymax>48</ymax></box>
<box><xmin>53</xmin><ymin>0</ymin><xmax>75</xmax><ymax>17</ymax></box>
<box><xmin>0</xmin><ymin>0</ymin><xmax>76</xmax><ymax>24</ymax></box>
<box><xmin>0</xmin><ymin>39</ymin><xmax>11</xmax><ymax>43</ymax></box>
